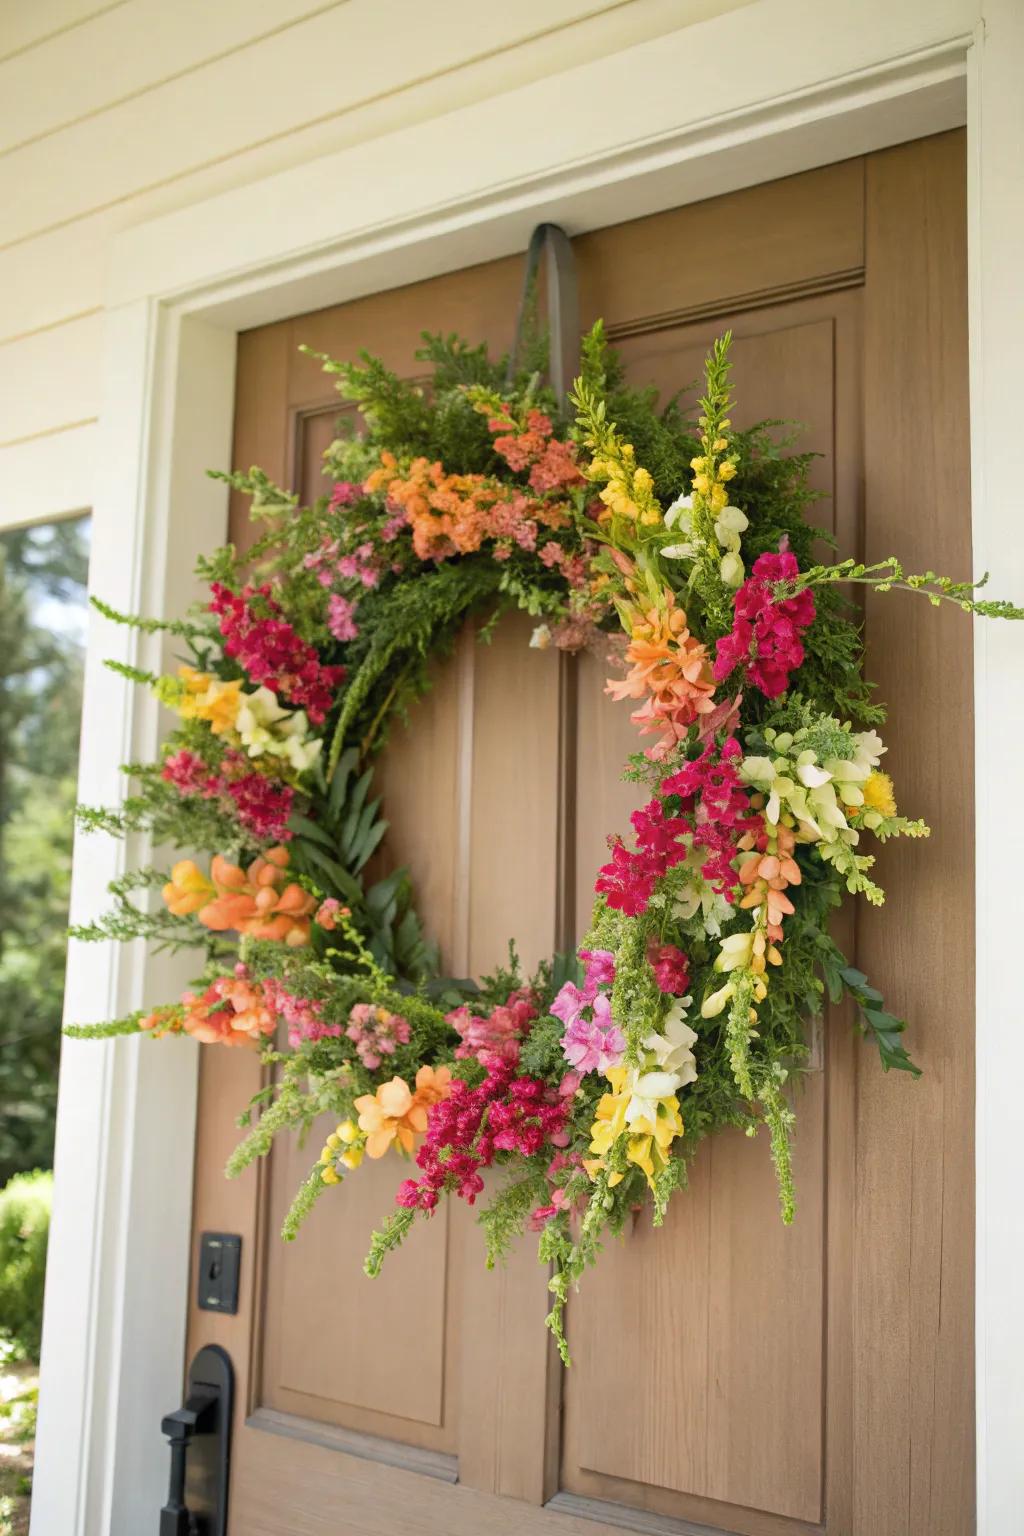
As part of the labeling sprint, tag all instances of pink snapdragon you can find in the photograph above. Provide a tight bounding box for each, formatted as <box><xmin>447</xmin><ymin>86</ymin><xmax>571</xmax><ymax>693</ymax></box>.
<box><xmin>161</xmin><ymin>748</ymin><xmax>294</xmax><ymax>842</ymax></box>
<box><xmin>490</xmin><ymin>409</ymin><xmax>585</xmax><ymax>494</ymax></box>
<box><xmin>553</xmin><ymin>947</ymin><xmax>624</xmax><ymax>1076</ymax></box>
<box><xmin>327</xmin><ymin>594</ymin><xmax>359</xmax><ymax>642</ymax></box>
<box><xmin>560</xmin><ymin>993</ymin><xmax>626</xmax><ymax>1075</ymax></box>
<box><xmin>446</xmin><ymin>988</ymin><xmax>536</xmax><ymax>1069</ymax></box>
<box><xmin>162</xmin><ymin>749</ymin><xmax>220</xmax><ymax>799</ymax></box>
<box><xmin>713</xmin><ymin>548</ymin><xmax>815</xmax><ymax>699</ymax></box>
<box><xmin>261</xmin><ymin>977</ymin><xmax>339</xmax><ymax>1047</ymax></box>
<box><xmin>329</xmin><ymin>481</ymin><xmax>360</xmax><ymax>509</ymax></box>
<box><xmin>345</xmin><ymin>1002</ymin><xmax>411</xmax><ymax>1071</ymax></box>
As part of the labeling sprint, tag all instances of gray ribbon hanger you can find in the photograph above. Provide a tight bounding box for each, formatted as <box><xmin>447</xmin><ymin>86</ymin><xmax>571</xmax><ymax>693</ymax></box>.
<box><xmin>507</xmin><ymin>222</ymin><xmax>580</xmax><ymax>407</ymax></box>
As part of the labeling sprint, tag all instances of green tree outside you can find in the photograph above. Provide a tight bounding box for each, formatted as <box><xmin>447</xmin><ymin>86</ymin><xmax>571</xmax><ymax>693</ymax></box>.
<box><xmin>0</xmin><ymin>519</ymin><xmax>90</xmax><ymax>1186</ymax></box>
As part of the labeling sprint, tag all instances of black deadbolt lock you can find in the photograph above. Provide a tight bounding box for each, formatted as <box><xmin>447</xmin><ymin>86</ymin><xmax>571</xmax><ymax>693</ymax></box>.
<box><xmin>197</xmin><ymin>1232</ymin><xmax>241</xmax><ymax>1315</ymax></box>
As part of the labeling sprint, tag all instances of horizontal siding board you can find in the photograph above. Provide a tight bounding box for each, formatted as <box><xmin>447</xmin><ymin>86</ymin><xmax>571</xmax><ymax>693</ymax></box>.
<box><xmin>0</xmin><ymin>0</ymin><xmax>341</xmax><ymax>150</ymax></box>
<box><xmin>0</xmin><ymin>0</ymin><xmax>124</xmax><ymax>63</ymax></box>
<box><xmin>0</xmin><ymin>313</ymin><xmax>101</xmax><ymax>444</ymax></box>
<box><xmin>0</xmin><ymin>421</ymin><xmax>96</xmax><ymax>527</ymax></box>
<box><xmin>0</xmin><ymin>0</ymin><xmax>734</xmax><ymax>342</ymax></box>
<box><xmin>0</xmin><ymin>0</ymin><xmax>734</xmax><ymax>249</ymax></box>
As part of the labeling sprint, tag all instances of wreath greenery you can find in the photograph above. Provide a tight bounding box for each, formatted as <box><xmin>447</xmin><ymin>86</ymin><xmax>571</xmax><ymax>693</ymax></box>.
<box><xmin>68</xmin><ymin>324</ymin><xmax>1023</xmax><ymax>1361</ymax></box>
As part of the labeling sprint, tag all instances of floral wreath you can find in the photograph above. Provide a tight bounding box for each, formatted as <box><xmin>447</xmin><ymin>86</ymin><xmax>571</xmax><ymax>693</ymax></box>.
<box><xmin>69</xmin><ymin>325</ymin><xmax>1022</xmax><ymax>1362</ymax></box>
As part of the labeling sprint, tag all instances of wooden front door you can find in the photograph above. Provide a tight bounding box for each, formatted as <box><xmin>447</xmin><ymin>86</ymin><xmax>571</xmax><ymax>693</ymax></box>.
<box><xmin>185</xmin><ymin>132</ymin><xmax>973</xmax><ymax>1536</ymax></box>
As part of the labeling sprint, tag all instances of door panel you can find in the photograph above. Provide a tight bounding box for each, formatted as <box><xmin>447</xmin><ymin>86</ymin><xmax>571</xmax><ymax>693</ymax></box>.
<box><xmin>186</xmin><ymin>134</ymin><xmax>973</xmax><ymax>1535</ymax></box>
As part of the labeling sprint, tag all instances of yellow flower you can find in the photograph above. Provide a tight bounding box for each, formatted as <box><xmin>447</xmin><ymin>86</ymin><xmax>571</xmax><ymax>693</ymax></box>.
<box><xmin>718</xmin><ymin>460</ymin><xmax>737</xmax><ymax>481</ymax></box>
<box><xmin>587</xmin><ymin>1066</ymin><xmax>685</xmax><ymax>1191</ymax></box>
<box><xmin>162</xmin><ymin>859</ymin><xmax>215</xmax><ymax>916</ymax></box>
<box><xmin>175</xmin><ymin>666</ymin><xmax>243</xmax><ymax>735</ymax></box>
<box><xmin>692</xmin><ymin>473</ymin><xmax>710</xmax><ymax>495</ymax></box>
<box><xmin>862</xmin><ymin>771</ymin><xmax>897</xmax><ymax>817</ymax></box>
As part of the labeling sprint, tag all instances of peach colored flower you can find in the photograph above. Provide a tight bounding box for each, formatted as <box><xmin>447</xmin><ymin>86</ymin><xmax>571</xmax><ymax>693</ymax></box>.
<box><xmin>163</xmin><ymin>845</ymin><xmax>316</xmax><ymax>947</ymax></box>
<box><xmin>412</xmin><ymin>1064</ymin><xmax>453</xmax><ymax>1107</ymax></box>
<box><xmin>606</xmin><ymin>595</ymin><xmax>715</xmax><ymax>756</ymax></box>
<box><xmin>354</xmin><ymin>1076</ymin><xmax>427</xmax><ymax>1158</ymax></box>
<box><xmin>163</xmin><ymin>859</ymin><xmax>215</xmax><ymax>916</ymax></box>
<box><xmin>141</xmin><ymin>969</ymin><xmax>278</xmax><ymax>1049</ymax></box>
<box><xmin>737</xmin><ymin>823</ymin><xmax>801</xmax><ymax>942</ymax></box>
<box><xmin>353</xmin><ymin>1066</ymin><xmax>454</xmax><ymax>1158</ymax></box>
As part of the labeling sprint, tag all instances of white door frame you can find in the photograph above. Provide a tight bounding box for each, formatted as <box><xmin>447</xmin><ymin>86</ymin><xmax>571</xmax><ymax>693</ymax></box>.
<box><xmin>29</xmin><ymin>3</ymin><xmax>1024</xmax><ymax>1531</ymax></box>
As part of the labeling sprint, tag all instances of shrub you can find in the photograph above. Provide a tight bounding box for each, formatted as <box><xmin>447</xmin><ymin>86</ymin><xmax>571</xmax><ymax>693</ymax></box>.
<box><xmin>0</xmin><ymin>1171</ymin><xmax>52</xmax><ymax>1359</ymax></box>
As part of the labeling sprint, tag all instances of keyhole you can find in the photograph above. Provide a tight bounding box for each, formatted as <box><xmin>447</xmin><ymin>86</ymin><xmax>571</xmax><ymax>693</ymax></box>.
<box><xmin>208</xmin><ymin>1258</ymin><xmax>221</xmax><ymax>1282</ymax></box>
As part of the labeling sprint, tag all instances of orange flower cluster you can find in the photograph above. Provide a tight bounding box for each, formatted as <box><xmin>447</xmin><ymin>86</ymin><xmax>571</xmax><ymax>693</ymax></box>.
<box><xmin>605</xmin><ymin>594</ymin><xmax>716</xmax><ymax>759</ymax></box>
<box><xmin>163</xmin><ymin>845</ymin><xmax>315</xmax><ymax>946</ymax></box>
<box><xmin>737</xmin><ymin>823</ymin><xmax>800</xmax><ymax>943</ymax></box>
<box><xmin>140</xmin><ymin>969</ymin><xmax>277</xmax><ymax>1048</ymax></box>
<box><xmin>354</xmin><ymin>1066</ymin><xmax>453</xmax><ymax>1158</ymax></box>
<box><xmin>365</xmin><ymin>451</ymin><xmax>570</xmax><ymax>562</ymax></box>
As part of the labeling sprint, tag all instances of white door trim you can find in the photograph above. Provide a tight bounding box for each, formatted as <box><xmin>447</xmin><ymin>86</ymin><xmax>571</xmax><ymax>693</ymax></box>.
<box><xmin>28</xmin><ymin>3</ymin><xmax>1024</xmax><ymax>1531</ymax></box>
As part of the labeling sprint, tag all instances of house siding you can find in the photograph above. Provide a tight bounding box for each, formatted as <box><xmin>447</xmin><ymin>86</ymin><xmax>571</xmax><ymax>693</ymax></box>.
<box><xmin>0</xmin><ymin>0</ymin><xmax>747</xmax><ymax>521</ymax></box>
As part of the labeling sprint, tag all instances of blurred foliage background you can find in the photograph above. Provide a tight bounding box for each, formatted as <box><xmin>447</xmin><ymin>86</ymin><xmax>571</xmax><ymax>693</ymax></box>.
<box><xmin>0</xmin><ymin>518</ymin><xmax>88</xmax><ymax>1189</ymax></box>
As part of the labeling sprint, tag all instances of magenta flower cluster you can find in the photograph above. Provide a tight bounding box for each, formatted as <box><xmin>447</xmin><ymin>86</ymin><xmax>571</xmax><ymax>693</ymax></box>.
<box><xmin>646</xmin><ymin>941</ymin><xmax>691</xmax><ymax>995</ymax></box>
<box><xmin>209</xmin><ymin>582</ymin><xmax>345</xmax><ymax>725</ymax></box>
<box><xmin>713</xmin><ymin>548</ymin><xmax>816</xmax><ymax>699</ymax></box>
<box><xmin>395</xmin><ymin>1062</ymin><xmax>569</xmax><ymax>1213</ymax></box>
<box><xmin>345</xmin><ymin>1003</ymin><xmax>411</xmax><ymax>1071</ymax></box>
<box><xmin>595</xmin><ymin>736</ymin><xmax>760</xmax><ymax>919</ymax></box>
<box><xmin>660</xmin><ymin>736</ymin><xmax>759</xmax><ymax>896</ymax></box>
<box><xmin>595</xmin><ymin>796</ymin><xmax>693</xmax><ymax>917</ymax></box>
<box><xmin>162</xmin><ymin>748</ymin><xmax>295</xmax><ymax>842</ymax></box>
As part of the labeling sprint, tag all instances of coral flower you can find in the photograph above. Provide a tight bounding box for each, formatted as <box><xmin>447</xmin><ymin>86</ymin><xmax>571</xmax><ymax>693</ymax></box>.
<box><xmin>606</xmin><ymin>595</ymin><xmax>715</xmax><ymax>757</ymax></box>
<box><xmin>354</xmin><ymin>1076</ymin><xmax>428</xmax><ymax>1159</ymax></box>
<box><xmin>143</xmin><ymin>967</ymin><xmax>278</xmax><ymax>1048</ymax></box>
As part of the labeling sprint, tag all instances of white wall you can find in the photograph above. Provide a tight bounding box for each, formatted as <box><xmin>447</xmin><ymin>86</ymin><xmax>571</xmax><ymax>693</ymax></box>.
<box><xmin>0</xmin><ymin>0</ymin><xmax>747</xmax><ymax>528</ymax></box>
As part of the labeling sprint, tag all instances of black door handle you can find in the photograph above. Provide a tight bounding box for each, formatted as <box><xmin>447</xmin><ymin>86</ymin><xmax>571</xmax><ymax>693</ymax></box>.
<box><xmin>159</xmin><ymin>1345</ymin><xmax>233</xmax><ymax>1536</ymax></box>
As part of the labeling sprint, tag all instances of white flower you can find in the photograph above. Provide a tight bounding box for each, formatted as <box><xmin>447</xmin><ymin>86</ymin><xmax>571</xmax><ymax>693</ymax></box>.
<box><xmin>664</xmin><ymin>493</ymin><xmax>694</xmax><ymax>531</ymax></box>
<box><xmin>279</xmin><ymin>732</ymin><xmax>322</xmax><ymax>773</ymax></box>
<box><xmin>643</xmin><ymin>1001</ymin><xmax>698</xmax><ymax>1085</ymax></box>
<box><xmin>714</xmin><ymin>505</ymin><xmax>749</xmax><ymax>539</ymax></box>
<box><xmin>236</xmin><ymin>687</ymin><xmax>290</xmax><ymax>756</ymax></box>
<box><xmin>530</xmin><ymin>624</ymin><xmax>552</xmax><ymax>650</ymax></box>
<box><xmin>854</xmin><ymin>729</ymin><xmax>886</xmax><ymax>766</ymax></box>
<box><xmin>701</xmin><ymin>981</ymin><xmax>734</xmax><ymax>1018</ymax></box>
<box><xmin>719</xmin><ymin>550</ymin><xmax>745</xmax><ymax>586</ymax></box>
<box><xmin>625</xmin><ymin>1070</ymin><xmax>683</xmax><ymax>1128</ymax></box>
